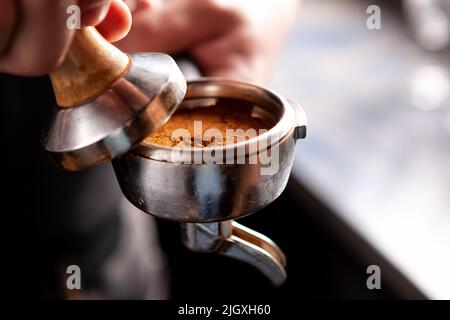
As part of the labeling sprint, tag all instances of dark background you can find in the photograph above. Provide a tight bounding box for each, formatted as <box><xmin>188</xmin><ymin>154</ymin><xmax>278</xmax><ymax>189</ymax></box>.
<box><xmin>0</xmin><ymin>73</ymin><xmax>396</xmax><ymax>299</ymax></box>
<box><xmin>157</xmin><ymin>184</ymin><xmax>396</xmax><ymax>300</ymax></box>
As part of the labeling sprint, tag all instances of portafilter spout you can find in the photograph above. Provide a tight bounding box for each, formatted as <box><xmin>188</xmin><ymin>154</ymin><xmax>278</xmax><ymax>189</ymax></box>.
<box><xmin>182</xmin><ymin>221</ymin><xmax>287</xmax><ymax>286</ymax></box>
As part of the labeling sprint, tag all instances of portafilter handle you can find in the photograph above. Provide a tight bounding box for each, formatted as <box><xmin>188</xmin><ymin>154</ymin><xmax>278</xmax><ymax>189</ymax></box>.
<box><xmin>181</xmin><ymin>221</ymin><xmax>287</xmax><ymax>286</ymax></box>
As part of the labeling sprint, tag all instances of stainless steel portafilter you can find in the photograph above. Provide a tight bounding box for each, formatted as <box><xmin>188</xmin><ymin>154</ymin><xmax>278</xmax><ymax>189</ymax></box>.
<box><xmin>114</xmin><ymin>79</ymin><xmax>307</xmax><ymax>285</ymax></box>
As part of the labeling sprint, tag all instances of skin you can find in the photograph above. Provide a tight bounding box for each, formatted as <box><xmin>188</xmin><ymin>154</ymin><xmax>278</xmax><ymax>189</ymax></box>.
<box><xmin>0</xmin><ymin>0</ymin><xmax>131</xmax><ymax>76</ymax></box>
<box><xmin>0</xmin><ymin>0</ymin><xmax>298</xmax><ymax>83</ymax></box>
<box><xmin>118</xmin><ymin>0</ymin><xmax>299</xmax><ymax>84</ymax></box>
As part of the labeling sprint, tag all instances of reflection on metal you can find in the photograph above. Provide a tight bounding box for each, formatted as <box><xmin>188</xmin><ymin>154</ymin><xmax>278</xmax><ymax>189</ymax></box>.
<box><xmin>42</xmin><ymin>53</ymin><xmax>186</xmax><ymax>171</ymax></box>
<box><xmin>113</xmin><ymin>79</ymin><xmax>307</xmax><ymax>285</ymax></box>
<box><xmin>182</xmin><ymin>221</ymin><xmax>287</xmax><ymax>286</ymax></box>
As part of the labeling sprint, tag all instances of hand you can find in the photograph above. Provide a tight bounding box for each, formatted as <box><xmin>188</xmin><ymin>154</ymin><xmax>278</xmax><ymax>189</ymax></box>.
<box><xmin>118</xmin><ymin>0</ymin><xmax>299</xmax><ymax>84</ymax></box>
<box><xmin>0</xmin><ymin>0</ymin><xmax>132</xmax><ymax>76</ymax></box>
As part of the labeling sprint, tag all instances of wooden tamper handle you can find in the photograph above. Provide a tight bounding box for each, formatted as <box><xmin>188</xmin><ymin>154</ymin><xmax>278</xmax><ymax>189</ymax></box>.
<box><xmin>49</xmin><ymin>27</ymin><xmax>130</xmax><ymax>108</ymax></box>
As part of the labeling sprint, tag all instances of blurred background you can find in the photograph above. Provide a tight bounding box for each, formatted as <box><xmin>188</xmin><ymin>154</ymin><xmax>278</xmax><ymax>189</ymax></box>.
<box><xmin>160</xmin><ymin>0</ymin><xmax>450</xmax><ymax>299</ymax></box>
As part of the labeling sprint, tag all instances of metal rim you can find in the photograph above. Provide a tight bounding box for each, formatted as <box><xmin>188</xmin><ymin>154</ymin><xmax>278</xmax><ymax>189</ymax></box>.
<box><xmin>134</xmin><ymin>78</ymin><xmax>297</xmax><ymax>162</ymax></box>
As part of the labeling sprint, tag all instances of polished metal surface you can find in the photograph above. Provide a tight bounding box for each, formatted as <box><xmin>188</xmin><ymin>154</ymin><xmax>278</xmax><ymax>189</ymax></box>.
<box><xmin>113</xmin><ymin>79</ymin><xmax>307</xmax><ymax>222</ymax></box>
<box><xmin>42</xmin><ymin>53</ymin><xmax>186</xmax><ymax>171</ymax></box>
<box><xmin>182</xmin><ymin>221</ymin><xmax>287</xmax><ymax>286</ymax></box>
<box><xmin>113</xmin><ymin>79</ymin><xmax>306</xmax><ymax>285</ymax></box>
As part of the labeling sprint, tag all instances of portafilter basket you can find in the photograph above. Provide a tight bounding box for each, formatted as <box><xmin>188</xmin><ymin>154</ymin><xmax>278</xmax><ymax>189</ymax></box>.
<box><xmin>113</xmin><ymin>79</ymin><xmax>307</xmax><ymax>285</ymax></box>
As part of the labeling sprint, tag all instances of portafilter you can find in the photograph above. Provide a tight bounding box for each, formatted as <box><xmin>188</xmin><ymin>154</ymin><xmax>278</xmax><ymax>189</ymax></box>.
<box><xmin>113</xmin><ymin>79</ymin><xmax>307</xmax><ymax>285</ymax></box>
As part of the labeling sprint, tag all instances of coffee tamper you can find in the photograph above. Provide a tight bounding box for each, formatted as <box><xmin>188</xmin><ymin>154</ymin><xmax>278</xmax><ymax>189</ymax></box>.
<box><xmin>42</xmin><ymin>27</ymin><xmax>186</xmax><ymax>171</ymax></box>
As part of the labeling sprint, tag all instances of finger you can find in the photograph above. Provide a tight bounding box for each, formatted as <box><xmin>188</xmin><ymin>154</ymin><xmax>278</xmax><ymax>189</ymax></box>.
<box><xmin>191</xmin><ymin>30</ymin><xmax>267</xmax><ymax>84</ymax></box>
<box><xmin>123</xmin><ymin>0</ymin><xmax>138</xmax><ymax>12</ymax></box>
<box><xmin>0</xmin><ymin>0</ymin><xmax>131</xmax><ymax>76</ymax></box>
<box><xmin>0</xmin><ymin>0</ymin><xmax>75</xmax><ymax>76</ymax></box>
<box><xmin>205</xmin><ymin>61</ymin><xmax>267</xmax><ymax>84</ymax></box>
<box><xmin>96</xmin><ymin>0</ymin><xmax>132</xmax><ymax>42</ymax></box>
<box><xmin>78</xmin><ymin>0</ymin><xmax>111</xmax><ymax>26</ymax></box>
<box><xmin>123</xmin><ymin>0</ymin><xmax>152</xmax><ymax>13</ymax></box>
<box><xmin>115</xmin><ymin>0</ymin><xmax>231</xmax><ymax>54</ymax></box>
